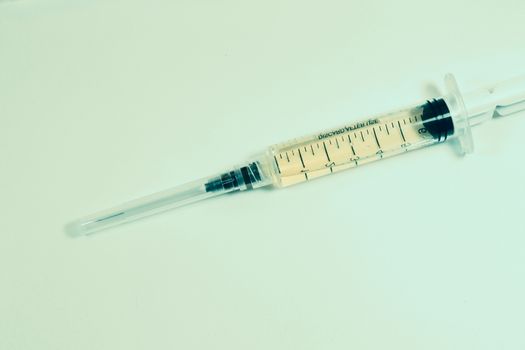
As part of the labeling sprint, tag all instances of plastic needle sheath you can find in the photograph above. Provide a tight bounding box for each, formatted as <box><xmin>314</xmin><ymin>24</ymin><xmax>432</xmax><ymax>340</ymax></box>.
<box><xmin>67</xmin><ymin>179</ymin><xmax>218</xmax><ymax>236</ymax></box>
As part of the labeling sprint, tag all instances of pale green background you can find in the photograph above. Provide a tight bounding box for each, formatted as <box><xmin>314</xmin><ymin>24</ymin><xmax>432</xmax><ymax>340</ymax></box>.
<box><xmin>1</xmin><ymin>1</ymin><xmax>525</xmax><ymax>349</ymax></box>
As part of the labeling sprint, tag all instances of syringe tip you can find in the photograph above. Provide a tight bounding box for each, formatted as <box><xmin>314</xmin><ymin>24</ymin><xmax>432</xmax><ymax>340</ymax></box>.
<box><xmin>64</xmin><ymin>221</ymin><xmax>90</xmax><ymax>237</ymax></box>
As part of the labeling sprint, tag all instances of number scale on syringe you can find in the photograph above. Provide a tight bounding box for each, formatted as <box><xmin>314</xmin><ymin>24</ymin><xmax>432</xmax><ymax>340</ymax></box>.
<box><xmin>271</xmin><ymin>104</ymin><xmax>442</xmax><ymax>187</ymax></box>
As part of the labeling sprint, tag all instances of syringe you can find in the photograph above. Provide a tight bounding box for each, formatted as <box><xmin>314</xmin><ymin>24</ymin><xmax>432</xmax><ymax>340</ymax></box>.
<box><xmin>66</xmin><ymin>74</ymin><xmax>525</xmax><ymax>236</ymax></box>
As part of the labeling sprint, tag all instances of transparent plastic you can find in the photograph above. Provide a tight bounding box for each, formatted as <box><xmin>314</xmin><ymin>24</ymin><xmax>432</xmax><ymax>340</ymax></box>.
<box><xmin>443</xmin><ymin>74</ymin><xmax>473</xmax><ymax>154</ymax></box>
<box><xmin>68</xmin><ymin>74</ymin><xmax>525</xmax><ymax>236</ymax></box>
<box><xmin>66</xmin><ymin>162</ymin><xmax>272</xmax><ymax>236</ymax></box>
<box><xmin>267</xmin><ymin>103</ymin><xmax>448</xmax><ymax>187</ymax></box>
<box><xmin>267</xmin><ymin>73</ymin><xmax>525</xmax><ymax>186</ymax></box>
<box><xmin>66</xmin><ymin>178</ymin><xmax>224</xmax><ymax>236</ymax></box>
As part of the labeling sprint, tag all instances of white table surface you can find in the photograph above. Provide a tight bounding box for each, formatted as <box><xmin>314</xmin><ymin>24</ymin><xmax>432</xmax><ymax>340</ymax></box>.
<box><xmin>1</xmin><ymin>1</ymin><xmax>525</xmax><ymax>349</ymax></box>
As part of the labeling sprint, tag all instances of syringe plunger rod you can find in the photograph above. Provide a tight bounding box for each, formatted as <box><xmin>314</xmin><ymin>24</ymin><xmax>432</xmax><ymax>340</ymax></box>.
<box><xmin>462</xmin><ymin>76</ymin><xmax>525</xmax><ymax>125</ymax></box>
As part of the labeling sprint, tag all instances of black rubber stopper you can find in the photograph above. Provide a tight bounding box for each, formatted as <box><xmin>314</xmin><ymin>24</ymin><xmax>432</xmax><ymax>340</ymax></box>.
<box><xmin>421</xmin><ymin>98</ymin><xmax>455</xmax><ymax>142</ymax></box>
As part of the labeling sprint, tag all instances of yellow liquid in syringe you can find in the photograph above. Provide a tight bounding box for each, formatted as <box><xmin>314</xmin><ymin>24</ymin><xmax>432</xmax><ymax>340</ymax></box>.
<box><xmin>270</xmin><ymin>104</ymin><xmax>441</xmax><ymax>187</ymax></box>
